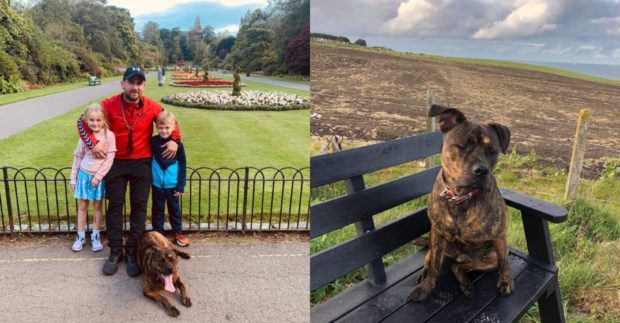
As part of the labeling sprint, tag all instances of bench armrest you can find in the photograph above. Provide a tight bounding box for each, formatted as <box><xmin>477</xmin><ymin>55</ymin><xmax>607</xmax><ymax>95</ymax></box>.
<box><xmin>500</xmin><ymin>188</ymin><xmax>567</xmax><ymax>223</ymax></box>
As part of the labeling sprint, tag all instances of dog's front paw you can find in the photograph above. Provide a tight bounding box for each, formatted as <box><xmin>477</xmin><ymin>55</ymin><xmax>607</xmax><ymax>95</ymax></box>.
<box><xmin>497</xmin><ymin>279</ymin><xmax>514</xmax><ymax>296</ymax></box>
<box><xmin>167</xmin><ymin>306</ymin><xmax>181</xmax><ymax>317</ymax></box>
<box><xmin>182</xmin><ymin>296</ymin><xmax>192</xmax><ymax>307</ymax></box>
<box><xmin>408</xmin><ymin>285</ymin><xmax>431</xmax><ymax>303</ymax></box>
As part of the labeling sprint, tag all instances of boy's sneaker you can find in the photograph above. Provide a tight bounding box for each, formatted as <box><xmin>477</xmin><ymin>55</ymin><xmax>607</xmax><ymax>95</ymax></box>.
<box><xmin>71</xmin><ymin>234</ymin><xmax>85</xmax><ymax>252</ymax></box>
<box><xmin>175</xmin><ymin>233</ymin><xmax>189</xmax><ymax>247</ymax></box>
<box><xmin>91</xmin><ymin>232</ymin><xmax>103</xmax><ymax>252</ymax></box>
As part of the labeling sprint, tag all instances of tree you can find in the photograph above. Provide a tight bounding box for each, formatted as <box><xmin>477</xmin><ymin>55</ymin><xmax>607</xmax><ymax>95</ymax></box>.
<box><xmin>230</xmin><ymin>9</ymin><xmax>271</xmax><ymax>74</ymax></box>
<box><xmin>215</xmin><ymin>36</ymin><xmax>235</xmax><ymax>59</ymax></box>
<box><xmin>232</xmin><ymin>68</ymin><xmax>241</xmax><ymax>96</ymax></box>
<box><xmin>202</xmin><ymin>25</ymin><xmax>215</xmax><ymax>43</ymax></box>
<box><xmin>266</xmin><ymin>0</ymin><xmax>309</xmax><ymax>74</ymax></box>
<box><xmin>143</xmin><ymin>21</ymin><xmax>161</xmax><ymax>46</ymax></box>
<box><xmin>201</xmin><ymin>58</ymin><xmax>209</xmax><ymax>81</ymax></box>
<box><xmin>285</xmin><ymin>22</ymin><xmax>309</xmax><ymax>75</ymax></box>
<box><xmin>354</xmin><ymin>39</ymin><xmax>367</xmax><ymax>47</ymax></box>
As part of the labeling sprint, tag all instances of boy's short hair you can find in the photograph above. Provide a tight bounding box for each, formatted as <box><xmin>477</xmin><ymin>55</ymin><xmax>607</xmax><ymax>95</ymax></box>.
<box><xmin>156</xmin><ymin>111</ymin><xmax>176</xmax><ymax>125</ymax></box>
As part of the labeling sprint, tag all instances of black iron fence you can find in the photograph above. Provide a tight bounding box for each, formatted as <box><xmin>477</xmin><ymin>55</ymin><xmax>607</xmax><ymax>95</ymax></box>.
<box><xmin>0</xmin><ymin>166</ymin><xmax>309</xmax><ymax>234</ymax></box>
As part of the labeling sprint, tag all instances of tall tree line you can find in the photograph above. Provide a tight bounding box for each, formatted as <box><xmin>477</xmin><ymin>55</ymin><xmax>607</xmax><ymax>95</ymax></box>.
<box><xmin>0</xmin><ymin>0</ymin><xmax>309</xmax><ymax>94</ymax></box>
<box><xmin>1</xmin><ymin>0</ymin><xmax>143</xmax><ymax>93</ymax></box>
<box><xmin>143</xmin><ymin>0</ymin><xmax>309</xmax><ymax>76</ymax></box>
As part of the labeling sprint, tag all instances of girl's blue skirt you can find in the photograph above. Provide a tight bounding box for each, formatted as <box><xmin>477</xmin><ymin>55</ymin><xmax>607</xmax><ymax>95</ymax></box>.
<box><xmin>74</xmin><ymin>169</ymin><xmax>105</xmax><ymax>201</ymax></box>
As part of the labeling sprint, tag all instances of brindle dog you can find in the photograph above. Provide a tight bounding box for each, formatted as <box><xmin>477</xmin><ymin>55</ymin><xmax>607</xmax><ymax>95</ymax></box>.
<box><xmin>136</xmin><ymin>231</ymin><xmax>191</xmax><ymax>317</ymax></box>
<box><xmin>408</xmin><ymin>104</ymin><xmax>514</xmax><ymax>302</ymax></box>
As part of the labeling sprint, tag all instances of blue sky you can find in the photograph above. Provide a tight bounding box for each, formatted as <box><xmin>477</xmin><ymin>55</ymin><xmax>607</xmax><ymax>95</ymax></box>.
<box><xmin>311</xmin><ymin>0</ymin><xmax>620</xmax><ymax>65</ymax></box>
<box><xmin>107</xmin><ymin>0</ymin><xmax>268</xmax><ymax>34</ymax></box>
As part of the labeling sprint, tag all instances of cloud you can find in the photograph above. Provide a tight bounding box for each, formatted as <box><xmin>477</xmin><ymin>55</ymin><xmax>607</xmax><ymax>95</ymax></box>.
<box><xmin>591</xmin><ymin>16</ymin><xmax>620</xmax><ymax>35</ymax></box>
<box><xmin>215</xmin><ymin>24</ymin><xmax>240</xmax><ymax>34</ymax></box>
<box><xmin>473</xmin><ymin>0</ymin><xmax>563</xmax><ymax>39</ymax></box>
<box><xmin>384</xmin><ymin>0</ymin><xmax>452</xmax><ymax>33</ymax></box>
<box><xmin>107</xmin><ymin>0</ymin><xmax>267</xmax><ymax>16</ymax></box>
<box><xmin>514</xmin><ymin>42</ymin><xmax>546</xmax><ymax>48</ymax></box>
<box><xmin>613</xmin><ymin>48</ymin><xmax>620</xmax><ymax>58</ymax></box>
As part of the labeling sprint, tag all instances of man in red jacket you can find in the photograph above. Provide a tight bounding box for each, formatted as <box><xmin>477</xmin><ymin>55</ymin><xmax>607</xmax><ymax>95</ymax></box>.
<box><xmin>78</xmin><ymin>66</ymin><xmax>181</xmax><ymax>276</ymax></box>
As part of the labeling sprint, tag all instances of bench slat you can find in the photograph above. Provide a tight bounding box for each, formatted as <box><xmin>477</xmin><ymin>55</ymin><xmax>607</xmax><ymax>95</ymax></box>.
<box><xmin>344</xmin><ymin>251</ymin><xmax>529</xmax><ymax>323</ymax></box>
<box><xmin>311</xmin><ymin>132</ymin><xmax>442</xmax><ymax>188</ymax></box>
<box><xmin>311</xmin><ymin>167</ymin><xmax>439</xmax><ymax>238</ymax></box>
<box><xmin>311</xmin><ymin>208</ymin><xmax>430</xmax><ymax>291</ymax></box>
<box><xmin>470</xmin><ymin>266</ymin><xmax>556</xmax><ymax>323</ymax></box>
<box><xmin>311</xmin><ymin>248</ymin><xmax>426</xmax><ymax>323</ymax></box>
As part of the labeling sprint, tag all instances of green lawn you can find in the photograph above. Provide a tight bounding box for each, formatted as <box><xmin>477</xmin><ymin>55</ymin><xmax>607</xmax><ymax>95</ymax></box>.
<box><xmin>0</xmin><ymin>75</ymin><xmax>309</xmax><ymax>169</ymax></box>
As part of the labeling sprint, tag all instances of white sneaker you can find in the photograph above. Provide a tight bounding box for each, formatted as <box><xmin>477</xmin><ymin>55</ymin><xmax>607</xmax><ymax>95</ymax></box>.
<box><xmin>71</xmin><ymin>235</ymin><xmax>85</xmax><ymax>252</ymax></box>
<box><xmin>91</xmin><ymin>232</ymin><xmax>103</xmax><ymax>252</ymax></box>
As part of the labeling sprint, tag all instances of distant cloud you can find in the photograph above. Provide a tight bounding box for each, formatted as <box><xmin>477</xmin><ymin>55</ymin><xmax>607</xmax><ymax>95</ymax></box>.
<box><xmin>215</xmin><ymin>24</ymin><xmax>240</xmax><ymax>34</ymax></box>
<box><xmin>473</xmin><ymin>0</ymin><xmax>562</xmax><ymax>39</ymax></box>
<box><xmin>514</xmin><ymin>42</ymin><xmax>546</xmax><ymax>48</ymax></box>
<box><xmin>108</xmin><ymin>0</ymin><xmax>267</xmax><ymax>16</ymax></box>
<box><xmin>384</xmin><ymin>0</ymin><xmax>452</xmax><ymax>34</ymax></box>
<box><xmin>591</xmin><ymin>16</ymin><xmax>620</xmax><ymax>35</ymax></box>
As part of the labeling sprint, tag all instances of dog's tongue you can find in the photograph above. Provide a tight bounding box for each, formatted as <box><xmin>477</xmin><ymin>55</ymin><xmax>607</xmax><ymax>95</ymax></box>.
<box><xmin>161</xmin><ymin>274</ymin><xmax>175</xmax><ymax>292</ymax></box>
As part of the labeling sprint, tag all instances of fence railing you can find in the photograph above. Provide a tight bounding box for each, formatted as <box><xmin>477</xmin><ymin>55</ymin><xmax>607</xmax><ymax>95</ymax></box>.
<box><xmin>0</xmin><ymin>166</ymin><xmax>309</xmax><ymax>234</ymax></box>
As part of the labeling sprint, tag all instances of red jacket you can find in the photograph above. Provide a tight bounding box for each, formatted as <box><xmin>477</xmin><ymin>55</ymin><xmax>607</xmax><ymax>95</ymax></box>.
<box><xmin>78</xmin><ymin>93</ymin><xmax>181</xmax><ymax>159</ymax></box>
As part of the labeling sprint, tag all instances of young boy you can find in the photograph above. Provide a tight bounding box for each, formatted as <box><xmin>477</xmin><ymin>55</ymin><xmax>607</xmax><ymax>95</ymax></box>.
<box><xmin>151</xmin><ymin>111</ymin><xmax>189</xmax><ymax>246</ymax></box>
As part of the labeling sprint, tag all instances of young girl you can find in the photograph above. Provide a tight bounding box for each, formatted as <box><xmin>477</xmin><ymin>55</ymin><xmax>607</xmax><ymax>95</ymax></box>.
<box><xmin>70</xmin><ymin>103</ymin><xmax>116</xmax><ymax>252</ymax></box>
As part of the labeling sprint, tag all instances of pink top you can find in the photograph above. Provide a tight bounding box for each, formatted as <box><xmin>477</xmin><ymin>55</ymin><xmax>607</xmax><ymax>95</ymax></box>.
<box><xmin>70</xmin><ymin>130</ymin><xmax>117</xmax><ymax>185</ymax></box>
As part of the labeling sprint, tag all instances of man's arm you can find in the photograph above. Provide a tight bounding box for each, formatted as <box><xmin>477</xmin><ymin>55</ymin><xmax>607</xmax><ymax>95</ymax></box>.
<box><xmin>77</xmin><ymin>115</ymin><xmax>106</xmax><ymax>158</ymax></box>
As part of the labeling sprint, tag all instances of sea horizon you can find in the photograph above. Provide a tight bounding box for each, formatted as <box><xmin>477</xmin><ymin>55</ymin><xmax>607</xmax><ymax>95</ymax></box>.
<box><xmin>517</xmin><ymin>60</ymin><xmax>620</xmax><ymax>81</ymax></box>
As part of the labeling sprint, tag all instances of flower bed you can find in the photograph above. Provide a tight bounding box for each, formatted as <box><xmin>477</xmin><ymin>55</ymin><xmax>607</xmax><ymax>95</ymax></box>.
<box><xmin>170</xmin><ymin>80</ymin><xmax>242</xmax><ymax>88</ymax></box>
<box><xmin>162</xmin><ymin>90</ymin><xmax>309</xmax><ymax>111</ymax></box>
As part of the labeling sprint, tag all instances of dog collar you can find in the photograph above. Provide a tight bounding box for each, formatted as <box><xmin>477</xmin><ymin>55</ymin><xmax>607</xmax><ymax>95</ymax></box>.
<box><xmin>440</xmin><ymin>171</ymin><xmax>480</xmax><ymax>204</ymax></box>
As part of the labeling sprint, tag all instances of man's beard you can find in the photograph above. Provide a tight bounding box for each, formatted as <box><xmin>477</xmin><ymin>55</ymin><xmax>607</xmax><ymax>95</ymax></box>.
<box><xmin>123</xmin><ymin>92</ymin><xmax>140</xmax><ymax>102</ymax></box>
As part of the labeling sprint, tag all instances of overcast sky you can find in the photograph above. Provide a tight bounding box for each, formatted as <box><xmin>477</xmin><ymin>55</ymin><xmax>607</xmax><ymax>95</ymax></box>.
<box><xmin>311</xmin><ymin>0</ymin><xmax>620</xmax><ymax>65</ymax></box>
<box><xmin>107</xmin><ymin>0</ymin><xmax>267</xmax><ymax>35</ymax></box>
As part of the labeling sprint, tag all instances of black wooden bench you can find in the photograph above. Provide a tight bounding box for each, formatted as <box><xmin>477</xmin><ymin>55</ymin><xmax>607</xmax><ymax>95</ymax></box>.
<box><xmin>88</xmin><ymin>76</ymin><xmax>101</xmax><ymax>86</ymax></box>
<box><xmin>310</xmin><ymin>132</ymin><xmax>567</xmax><ymax>322</ymax></box>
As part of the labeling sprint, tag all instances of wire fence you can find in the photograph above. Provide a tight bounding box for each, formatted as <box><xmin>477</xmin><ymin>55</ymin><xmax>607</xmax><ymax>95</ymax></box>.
<box><xmin>0</xmin><ymin>166</ymin><xmax>310</xmax><ymax>234</ymax></box>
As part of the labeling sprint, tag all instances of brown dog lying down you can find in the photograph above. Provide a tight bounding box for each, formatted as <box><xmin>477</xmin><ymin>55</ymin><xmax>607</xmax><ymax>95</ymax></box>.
<box><xmin>136</xmin><ymin>231</ymin><xmax>191</xmax><ymax>317</ymax></box>
<box><xmin>408</xmin><ymin>104</ymin><xmax>514</xmax><ymax>302</ymax></box>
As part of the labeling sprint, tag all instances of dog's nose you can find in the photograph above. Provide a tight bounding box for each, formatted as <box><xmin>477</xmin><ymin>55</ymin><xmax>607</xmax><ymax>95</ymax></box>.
<box><xmin>473</xmin><ymin>165</ymin><xmax>489</xmax><ymax>177</ymax></box>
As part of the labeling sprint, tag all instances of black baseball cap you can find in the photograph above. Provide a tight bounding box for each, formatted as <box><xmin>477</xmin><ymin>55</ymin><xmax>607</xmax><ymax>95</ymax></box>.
<box><xmin>123</xmin><ymin>66</ymin><xmax>146</xmax><ymax>81</ymax></box>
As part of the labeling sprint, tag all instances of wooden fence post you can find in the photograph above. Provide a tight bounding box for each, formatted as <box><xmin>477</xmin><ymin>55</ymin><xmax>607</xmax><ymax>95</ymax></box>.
<box><xmin>328</xmin><ymin>135</ymin><xmax>387</xmax><ymax>286</ymax></box>
<box><xmin>565</xmin><ymin>108</ymin><xmax>591</xmax><ymax>201</ymax></box>
<box><xmin>425</xmin><ymin>90</ymin><xmax>437</xmax><ymax>169</ymax></box>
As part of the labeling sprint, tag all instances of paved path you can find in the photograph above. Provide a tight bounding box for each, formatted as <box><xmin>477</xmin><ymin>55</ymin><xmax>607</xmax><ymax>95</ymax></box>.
<box><xmin>243</xmin><ymin>75</ymin><xmax>309</xmax><ymax>91</ymax></box>
<box><xmin>213</xmin><ymin>70</ymin><xmax>309</xmax><ymax>91</ymax></box>
<box><xmin>0</xmin><ymin>234</ymin><xmax>309</xmax><ymax>322</ymax></box>
<box><xmin>0</xmin><ymin>78</ymin><xmax>123</xmax><ymax>140</ymax></box>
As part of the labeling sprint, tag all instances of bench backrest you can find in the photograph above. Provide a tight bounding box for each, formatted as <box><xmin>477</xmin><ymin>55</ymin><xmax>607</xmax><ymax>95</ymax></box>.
<box><xmin>310</xmin><ymin>132</ymin><xmax>443</xmax><ymax>290</ymax></box>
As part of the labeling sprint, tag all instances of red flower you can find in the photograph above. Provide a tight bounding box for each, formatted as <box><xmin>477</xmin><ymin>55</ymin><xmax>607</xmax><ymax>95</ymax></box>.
<box><xmin>175</xmin><ymin>80</ymin><xmax>234</xmax><ymax>86</ymax></box>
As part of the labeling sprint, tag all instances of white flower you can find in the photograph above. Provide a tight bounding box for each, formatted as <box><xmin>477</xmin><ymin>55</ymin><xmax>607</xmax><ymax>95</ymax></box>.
<box><xmin>168</xmin><ymin>91</ymin><xmax>309</xmax><ymax>107</ymax></box>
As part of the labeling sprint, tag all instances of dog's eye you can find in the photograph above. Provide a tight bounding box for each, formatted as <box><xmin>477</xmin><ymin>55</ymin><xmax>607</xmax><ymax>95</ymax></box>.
<box><xmin>455</xmin><ymin>144</ymin><xmax>467</xmax><ymax>151</ymax></box>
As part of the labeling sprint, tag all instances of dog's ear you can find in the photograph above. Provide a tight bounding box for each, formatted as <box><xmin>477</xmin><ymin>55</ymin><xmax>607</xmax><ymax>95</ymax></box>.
<box><xmin>429</xmin><ymin>104</ymin><xmax>466</xmax><ymax>133</ymax></box>
<box><xmin>489</xmin><ymin>123</ymin><xmax>511</xmax><ymax>154</ymax></box>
